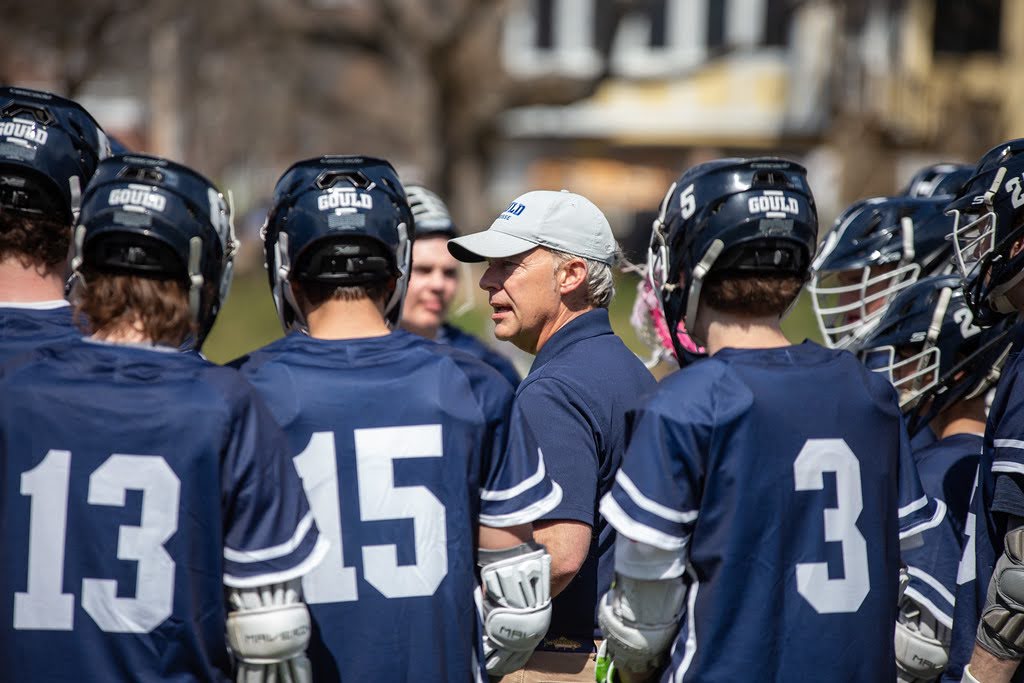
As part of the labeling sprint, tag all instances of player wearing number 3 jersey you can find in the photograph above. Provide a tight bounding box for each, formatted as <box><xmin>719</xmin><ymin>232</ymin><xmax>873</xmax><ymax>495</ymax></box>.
<box><xmin>595</xmin><ymin>158</ymin><xmax>941</xmax><ymax>683</ymax></box>
<box><xmin>234</xmin><ymin>157</ymin><xmax>562</xmax><ymax>682</ymax></box>
<box><xmin>0</xmin><ymin>155</ymin><xmax>327</xmax><ymax>682</ymax></box>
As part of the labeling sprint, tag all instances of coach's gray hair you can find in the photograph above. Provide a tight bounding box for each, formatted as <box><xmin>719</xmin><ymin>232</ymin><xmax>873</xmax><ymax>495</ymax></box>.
<box><xmin>552</xmin><ymin>248</ymin><xmax>618</xmax><ymax>309</ymax></box>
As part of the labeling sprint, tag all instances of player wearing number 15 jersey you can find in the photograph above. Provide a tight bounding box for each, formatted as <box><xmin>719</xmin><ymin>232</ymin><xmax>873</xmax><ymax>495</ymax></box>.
<box><xmin>235</xmin><ymin>156</ymin><xmax>562</xmax><ymax>683</ymax></box>
<box><xmin>595</xmin><ymin>158</ymin><xmax>941</xmax><ymax>683</ymax></box>
<box><xmin>0</xmin><ymin>155</ymin><xmax>326</xmax><ymax>682</ymax></box>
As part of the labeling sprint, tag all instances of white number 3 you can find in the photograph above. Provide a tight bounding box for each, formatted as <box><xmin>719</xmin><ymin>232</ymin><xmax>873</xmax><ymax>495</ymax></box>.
<box><xmin>793</xmin><ymin>439</ymin><xmax>870</xmax><ymax>614</ymax></box>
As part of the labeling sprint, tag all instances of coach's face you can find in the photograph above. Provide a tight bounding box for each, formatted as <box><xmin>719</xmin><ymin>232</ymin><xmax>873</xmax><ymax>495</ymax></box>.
<box><xmin>480</xmin><ymin>247</ymin><xmax>562</xmax><ymax>353</ymax></box>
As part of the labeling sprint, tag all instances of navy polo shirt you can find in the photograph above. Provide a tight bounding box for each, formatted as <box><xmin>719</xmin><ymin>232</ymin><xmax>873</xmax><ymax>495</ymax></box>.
<box><xmin>513</xmin><ymin>308</ymin><xmax>656</xmax><ymax>642</ymax></box>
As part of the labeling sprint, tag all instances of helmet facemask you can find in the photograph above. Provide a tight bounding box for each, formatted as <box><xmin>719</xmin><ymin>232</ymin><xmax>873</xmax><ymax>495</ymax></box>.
<box><xmin>860</xmin><ymin>286</ymin><xmax>952</xmax><ymax>408</ymax></box>
<box><xmin>951</xmin><ymin>207</ymin><xmax>997</xmax><ymax>282</ymax></box>
<box><xmin>808</xmin><ymin>261</ymin><xmax>921</xmax><ymax>349</ymax></box>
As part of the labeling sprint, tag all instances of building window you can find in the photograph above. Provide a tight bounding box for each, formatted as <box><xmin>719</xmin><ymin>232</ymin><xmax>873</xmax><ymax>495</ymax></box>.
<box><xmin>933</xmin><ymin>0</ymin><xmax>1001</xmax><ymax>54</ymax></box>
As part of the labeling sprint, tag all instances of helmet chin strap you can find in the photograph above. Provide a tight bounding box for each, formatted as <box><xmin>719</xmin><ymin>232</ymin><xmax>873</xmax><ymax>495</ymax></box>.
<box><xmin>900</xmin><ymin>216</ymin><xmax>915</xmax><ymax>262</ymax></box>
<box><xmin>68</xmin><ymin>175</ymin><xmax>82</xmax><ymax>222</ymax></box>
<box><xmin>988</xmin><ymin>266</ymin><xmax>1024</xmax><ymax>314</ymax></box>
<box><xmin>926</xmin><ymin>287</ymin><xmax>952</xmax><ymax>345</ymax></box>
<box><xmin>683</xmin><ymin>239</ymin><xmax>725</xmax><ymax>335</ymax></box>
<box><xmin>273</xmin><ymin>232</ymin><xmax>306</xmax><ymax>332</ymax></box>
<box><xmin>382</xmin><ymin>221</ymin><xmax>411</xmax><ymax>329</ymax></box>
<box><xmin>70</xmin><ymin>223</ymin><xmax>86</xmax><ymax>274</ymax></box>
<box><xmin>187</xmin><ymin>236</ymin><xmax>205</xmax><ymax>325</ymax></box>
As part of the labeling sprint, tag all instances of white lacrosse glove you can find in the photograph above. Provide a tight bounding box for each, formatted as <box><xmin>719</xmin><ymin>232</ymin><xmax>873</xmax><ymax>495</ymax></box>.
<box><xmin>227</xmin><ymin>579</ymin><xmax>313</xmax><ymax>683</ymax></box>
<box><xmin>478</xmin><ymin>542</ymin><xmax>553</xmax><ymax>676</ymax></box>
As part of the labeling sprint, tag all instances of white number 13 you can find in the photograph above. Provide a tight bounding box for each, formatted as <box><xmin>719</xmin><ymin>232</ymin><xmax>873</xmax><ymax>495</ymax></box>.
<box><xmin>14</xmin><ymin>449</ymin><xmax>180</xmax><ymax>632</ymax></box>
<box><xmin>793</xmin><ymin>439</ymin><xmax>870</xmax><ymax>614</ymax></box>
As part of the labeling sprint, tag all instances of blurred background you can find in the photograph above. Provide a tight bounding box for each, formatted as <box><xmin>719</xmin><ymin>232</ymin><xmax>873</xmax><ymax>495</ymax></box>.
<box><xmin>1</xmin><ymin>0</ymin><xmax>1017</xmax><ymax>366</ymax></box>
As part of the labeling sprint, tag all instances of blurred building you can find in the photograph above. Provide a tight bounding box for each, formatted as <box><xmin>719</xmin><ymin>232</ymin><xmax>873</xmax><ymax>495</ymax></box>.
<box><xmin>492</xmin><ymin>0</ymin><xmax>1018</xmax><ymax>250</ymax></box>
<box><xmin>1</xmin><ymin>0</ymin><xmax>1020</xmax><ymax>248</ymax></box>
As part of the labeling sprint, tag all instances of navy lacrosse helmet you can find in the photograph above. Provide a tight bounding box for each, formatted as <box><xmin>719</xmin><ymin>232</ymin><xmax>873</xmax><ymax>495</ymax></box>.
<box><xmin>0</xmin><ymin>86</ymin><xmax>110</xmax><ymax>223</ymax></box>
<box><xmin>406</xmin><ymin>184</ymin><xmax>456</xmax><ymax>238</ymax></box>
<box><xmin>72</xmin><ymin>154</ymin><xmax>238</xmax><ymax>348</ymax></box>
<box><xmin>858</xmin><ymin>274</ymin><xmax>1013</xmax><ymax>436</ymax></box>
<box><xmin>901</xmin><ymin>162</ymin><xmax>974</xmax><ymax>199</ymax></box>
<box><xmin>262</xmin><ymin>155</ymin><xmax>413</xmax><ymax>331</ymax></box>
<box><xmin>947</xmin><ymin>139</ymin><xmax>1024</xmax><ymax>326</ymax></box>
<box><xmin>648</xmin><ymin>157</ymin><xmax>817</xmax><ymax>364</ymax></box>
<box><xmin>808</xmin><ymin>195</ymin><xmax>955</xmax><ymax>349</ymax></box>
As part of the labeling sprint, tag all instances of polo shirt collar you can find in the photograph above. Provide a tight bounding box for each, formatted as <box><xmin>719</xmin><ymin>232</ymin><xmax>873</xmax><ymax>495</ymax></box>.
<box><xmin>530</xmin><ymin>308</ymin><xmax>612</xmax><ymax>373</ymax></box>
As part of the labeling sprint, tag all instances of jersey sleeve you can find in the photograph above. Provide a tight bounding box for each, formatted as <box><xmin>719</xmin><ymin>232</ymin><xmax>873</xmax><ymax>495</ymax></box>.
<box><xmin>511</xmin><ymin>377</ymin><xmax>599</xmax><ymax>526</ymax></box>
<box><xmin>599</xmin><ymin>392</ymin><xmax>709</xmax><ymax>553</ymax></box>
<box><xmin>471</xmin><ymin>367</ymin><xmax>561</xmax><ymax>528</ymax></box>
<box><xmin>989</xmin><ymin>379</ymin><xmax>1024</xmax><ymax>518</ymax></box>
<box><xmin>897</xmin><ymin>417</ymin><xmax>944</xmax><ymax>542</ymax></box>
<box><xmin>901</xmin><ymin>503</ymin><xmax>958</xmax><ymax>629</ymax></box>
<box><xmin>220</xmin><ymin>386</ymin><xmax>328</xmax><ymax>588</ymax></box>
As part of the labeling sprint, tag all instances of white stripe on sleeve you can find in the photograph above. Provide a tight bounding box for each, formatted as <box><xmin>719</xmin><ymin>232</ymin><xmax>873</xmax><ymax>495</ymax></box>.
<box><xmin>224</xmin><ymin>511</ymin><xmax>315</xmax><ymax>564</ymax></box>
<box><xmin>615</xmin><ymin>470</ymin><xmax>698</xmax><ymax>524</ymax></box>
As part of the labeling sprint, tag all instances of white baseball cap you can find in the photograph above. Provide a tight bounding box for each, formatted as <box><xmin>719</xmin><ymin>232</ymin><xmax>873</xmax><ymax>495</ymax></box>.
<box><xmin>447</xmin><ymin>190</ymin><xmax>616</xmax><ymax>265</ymax></box>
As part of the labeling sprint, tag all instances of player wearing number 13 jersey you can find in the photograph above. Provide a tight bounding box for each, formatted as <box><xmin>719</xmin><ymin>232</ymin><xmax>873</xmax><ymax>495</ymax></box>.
<box><xmin>0</xmin><ymin>155</ymin><xmax>327</xmax><ymax>682</ymax></box>
<box><xmin>594</xmin><ymin>158</ymin><xmax>941</xmax><ymax>683</ymax></box>
<box><xmin>235</xmin><ymin>156</ymin><xmax>562</xmax><ymax>682</ymax></box>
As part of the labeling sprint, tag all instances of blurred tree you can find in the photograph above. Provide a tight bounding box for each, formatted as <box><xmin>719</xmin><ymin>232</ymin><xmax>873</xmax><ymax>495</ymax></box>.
<box><xmin>0</xmin><ymin>0</ymin><xmax>142</xmax><ymax>96</ymax></box>
<box><xmin>0</xmin><ymin>0</ymin><xmax>642</xmax><ymax>227</ymax></box>
<box><xmin>231</xmin><ymin>0</ymin><xmax>646</xmax><ymax>225</ymax></box>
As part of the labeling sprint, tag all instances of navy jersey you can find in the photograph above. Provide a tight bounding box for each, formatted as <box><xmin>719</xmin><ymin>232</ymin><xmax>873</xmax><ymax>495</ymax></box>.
<box><xmin>600</xmin><ymin>342</ymin><xmax>939</xmax><ymax>682</ymax></box>
<box><xmin>0</xmin><ymin>301</ymin><xmax>79</xmax><ymax>364</ymax></box>
<box><xmin>235</xmin><ymin>331</ymin><xmax>561</xmax><ymax>683</ymax></box>
<box><xmin>902</xmin><ymin>434</ymin><xmax>981</xmax><ymax>637</ymax></box>
<box><xmin>911</xmin><ymin>425</ymin><xmax>938</xmax><ymax>451</ymax></box>
<box><xmin>438</xmin><ymin>322</ymin><xmax>521</xmax><ymax>387</ymax></box>
<box><xmin>945</xmin><ymin>340</ymin><xmax>1024</xmax><ymax>683</ymax></box>
<box><xmin>0</xmin><ymin>338</ymin><xmax>324</xmax><ymax>682</ymax></box>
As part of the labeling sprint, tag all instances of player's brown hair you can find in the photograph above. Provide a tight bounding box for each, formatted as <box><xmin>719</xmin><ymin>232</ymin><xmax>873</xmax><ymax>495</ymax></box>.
<box><xmin>702</xmin><ymin>272</ymin><xmax>805</xmax><ymax>317</ymax></box>
<box><xmin>0</xmin><ymin>212</ymin><xmax>71</xmax><ymax>272</ymax></box>
<box><xmin>76</xmin><ymin>273</ymin><xmax>195</xmax><ymax>346</ymax></box>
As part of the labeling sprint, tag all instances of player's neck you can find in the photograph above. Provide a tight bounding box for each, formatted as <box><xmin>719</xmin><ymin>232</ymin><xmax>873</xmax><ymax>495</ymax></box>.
<box><xmin>91</xmin><ymin>319</ymin><xmax>152</xmax><ymax>344</ymax></box>
<box><xmin>305</xmin><ymin>297</ymin><xmax>391</xmax><ymax>340</ymax></box>
<box><xmin>698</xmin><ymin>309</ymin><xmax>789</xmax><ymax>356</ymax></box>
<box><xmin>0</xmin><ymin>257</ymin><xmax>65</xmax><ymax>302</ymax></box>
<box><xmin>932</xmin><ymin>397</ymin><xmax>987</xmax><ymax>439</ymax></box>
